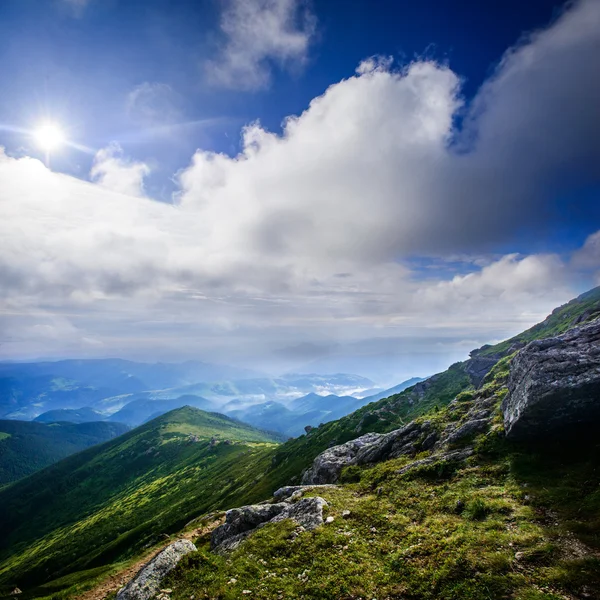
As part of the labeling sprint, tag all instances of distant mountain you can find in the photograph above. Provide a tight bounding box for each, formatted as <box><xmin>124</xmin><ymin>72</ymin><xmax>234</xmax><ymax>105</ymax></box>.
<box><xmin>0</xmin><ymin>359</ymin><xmax>263</xmax><ymax>420</ymax></box>
<box><xmin>0</xmin><ymin>420</ymin><xmax>129</xmax><ymax>485</ymax></box>
<box><xmin>106</xmin><ymin>395</ymin><xmax>216</xmax><ymax>426</ymax></box>
<box><xmin>358</xmin><ymin>377</ymin><xmax>426</xmax><ymax>404</ymax></box>
<box><xmin>0</xmin><ymin>407</ymin><xmax>282</xmax><ymax>588</ymax></box>
<box><xmin>34</xmin><ymin>407</ymin><xmax>105</xmax><ymax>423</ymax></box>
<box><xmin>228</xmin><ymin>393</ymin><xmax>364</xmax><ymax>437</ymax></box>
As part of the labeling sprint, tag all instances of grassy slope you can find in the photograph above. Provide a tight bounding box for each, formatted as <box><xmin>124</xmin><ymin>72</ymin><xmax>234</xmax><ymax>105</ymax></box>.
<box><xmin>0</xmin><ymin>420</ymin><xmax>129</xmax><ymax>485</ymax></box>
<box><xmin>0</xmin><ymin>407</ymin><xmax>281</xmax><ymax>591</ymax></box>
<box><xmin>167</xmin><ymin>359</ymin><xmax>600</xmax><ymax>600</ymax></box>
<box><xmin>3</xmin><ymin>288</ymin><xmax>600</xmax><ymax>599</ymax></box>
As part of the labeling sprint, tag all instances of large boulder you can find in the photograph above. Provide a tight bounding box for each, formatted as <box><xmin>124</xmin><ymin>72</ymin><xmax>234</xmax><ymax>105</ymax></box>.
<box><xmin>302</xmin><ymin>421</ymin><xmax>437</xmax><ymax>484</ymax></box>
<box><xmin>210</xmin><ymin>503</ymin><xmax>287</xmax><ymax>550</ymax></box>
<box><xmin>301</xmin><ymin>433</ymin><xmax>383</xmax><ymax>484</ymax></box>
<box><xmin>502</xmin><ymin>319</ymin><xmax>600</xmax><ymax>439</ymax></box>
<box><xmin>116</xmin><ymin>539</ymin><xmax>196</xmax><ymax>600</ymax></box>
<box><xmin>211</xmin><ymin>497</ymin><xmax>328</xmax><ymax>552</ymax></box>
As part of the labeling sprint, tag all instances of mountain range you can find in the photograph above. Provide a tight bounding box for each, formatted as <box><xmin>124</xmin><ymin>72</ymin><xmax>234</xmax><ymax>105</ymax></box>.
<box><xmin>1</xmin><ymin>288</ymin><xmax>599</xmax><ymax>598</ymax></box>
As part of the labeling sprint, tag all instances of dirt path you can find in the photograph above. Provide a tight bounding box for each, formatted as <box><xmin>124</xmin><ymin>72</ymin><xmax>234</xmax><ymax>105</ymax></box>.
<box><xmin>76</xmin><ymin>516</ymin><xmax>224</xmax><ymax>600</ymax></box>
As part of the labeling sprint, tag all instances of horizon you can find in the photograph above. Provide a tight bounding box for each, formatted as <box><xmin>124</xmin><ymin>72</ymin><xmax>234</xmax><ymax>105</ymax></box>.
<box><xmin>1</xmin><ymin>0</ymin><xmax>599</xmax><ymax>385</ymax></box>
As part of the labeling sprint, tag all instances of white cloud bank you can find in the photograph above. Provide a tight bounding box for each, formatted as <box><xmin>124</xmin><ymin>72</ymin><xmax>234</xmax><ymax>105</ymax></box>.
<box><xmin>206</xmin><ymin>0</ymin><xmax>316</xmax><ymax>90</ymax></box>
<box><xmin>90</xmin><ymin>144</ymin><xmax>150</xmax><ymax>197</ymax></box>
<box><xmin>1</xmin><ymin>0</ymin><xmax>600</xmax><ymax>376</ymax></box>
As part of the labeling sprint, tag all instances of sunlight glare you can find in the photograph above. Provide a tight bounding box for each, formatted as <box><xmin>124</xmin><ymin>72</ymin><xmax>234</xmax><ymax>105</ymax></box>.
<box><xmin>35</xmin><ymin>123</ymin><xmax>64</xmax><ymax>151</ymax></box>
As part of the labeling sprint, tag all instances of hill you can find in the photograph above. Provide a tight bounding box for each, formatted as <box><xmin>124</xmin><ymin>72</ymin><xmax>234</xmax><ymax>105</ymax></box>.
<box><xmin>0</xmin><ymin>407</ymin><xmax>282</xmax><ymax>593</ymax></box>
<box><xmin>33</xmin><ymin>407</ymin><xmax>105</xmax><ymax>424</ymax></box>
<box><xmin>0</xmin><ymin>420</ymin><xmax>129</xmax><ymax>485</ymax></box>
<box><xmin>2</xmin><ymin>288</ymin><xmax>600</xmax><ymax>599</ymax></box>
<box><xmin>106</xmin><ymin>395</ymin><xmax>217</xmax><ymax>427</ymax></box>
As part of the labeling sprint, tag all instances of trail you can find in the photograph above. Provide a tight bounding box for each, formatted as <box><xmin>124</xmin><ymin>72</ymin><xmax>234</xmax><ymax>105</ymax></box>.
<box><xmin>76</xmin><ymin>516</ymin><xmax>223</xmax><ymax>600</ymax></box>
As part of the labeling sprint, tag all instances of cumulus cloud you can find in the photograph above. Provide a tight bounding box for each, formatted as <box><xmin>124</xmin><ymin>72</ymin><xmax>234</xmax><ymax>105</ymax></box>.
<box><xmin>1</xmin><ymin>0</ymin><xmax>599</xmax><ymax>373</ymax></box>
<box><xmin>206</xmin><ymin>0</ymin><xmax>316</xmax><ymax>90</ymax></box>
<box><xmin>90</xmin><ymin>144</ymin><xmax>150</xmax><ymax>197</ymax></box>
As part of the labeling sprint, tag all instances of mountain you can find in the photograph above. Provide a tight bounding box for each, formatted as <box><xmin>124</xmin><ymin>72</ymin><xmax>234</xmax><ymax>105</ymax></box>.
<box><xmin>357</xmin><ymin>376</ymin><xmax>426</xmax><ymax>404</ymax></box>
<box><xmin>227</xmin><ymin>394</ymin><xmax>363</xmax><ymax>437</ymax></box>
<box><xmin>0</xmin><ymin>359</ymin><xmax>262</xmax><ymax>420</ymax></box>
<box><xmin>33</xmin><ymin>407</ymin><xmax>105</xmax><ymax>423</ymax></box>
<box><xmin>0</xmin><ymin>420</ymin><xmax>129</xmax><ymax>485</ymax></box>
<box><xmin>3</xmin><ymin>289</ymin><xmax>600</xmax><ymax>599</ymax></box>
<box><xmin>106</xmin><ymin>395</ymin><xmax>216</xmax><ymax>426</ymax></box>
<box><xmin>0</xmin><ymin>407</ymin><xmax>283</xmax><ymax>592</ymax></box>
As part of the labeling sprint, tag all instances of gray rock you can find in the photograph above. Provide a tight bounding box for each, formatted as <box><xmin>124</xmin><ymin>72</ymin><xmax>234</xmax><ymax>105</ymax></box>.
<box><xmin>395</xmin><ymin>448</ymin><xmax>473</xmax><ymax>476</ymax></box>
<box><xmin>444</xmin><ymin>418</ymin><xmax>490</xmax><ymax>445</ymax></box>
<box><xmin>302</xmin><ymin>421</ymin><xmax>438</xmax><ymax>484</ymax></box>
<box><xmin>211</xmin><ymin>504</ymin><xmax>287</xmax><ymax>550</ymax></box>
<box><xmin>270</xmin><ymin>497</ymin><xmax>328</xmax><ymax>530</ymax></box>
<box><xmin>211</xmin><ymin>497</ymin><xmax>328</xmax><ymax>553</ymax></box>
<box><xmin>301</xmin><ymin>433</ymin><xmax>383</xmax><ymax>484</ymax></box>
<box><xmin>273</xmin><ymin>485</ymin><xmax>338</xmax><ymax>501</ymax></box>
<box><xmin>116</xmin><ymin>540</ymin><xmax>196</xmax><ymax>600</ymax></box>
<box><xmin>502</xmin><ymin>319</ymin><xmax>600</xmax><ymax>439</ymax></box>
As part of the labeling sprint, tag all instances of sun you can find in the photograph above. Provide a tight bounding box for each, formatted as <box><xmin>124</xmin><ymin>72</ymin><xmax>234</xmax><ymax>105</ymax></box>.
<box><xmin>34</xmin><ymin>123</ymin><xmax>64</xmax><ymax>151</ymax></box>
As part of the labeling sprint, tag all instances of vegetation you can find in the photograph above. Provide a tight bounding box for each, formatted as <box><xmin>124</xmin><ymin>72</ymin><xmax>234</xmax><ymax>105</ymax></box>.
<box><xmin>2</xmin><ymin>288</ymin><xmax>600</xmax><ymax>599</ymax></box>
<box><xmin>164</xmin><ymin>354</ymin><xmax>600</xmax><ymax>600</ymax></box>
<box><xmin>0</xmin><ymin>408</ymin><xmax>281</xmax><ymax>591</ymax></box>
<box><xmin>0</xmin><ymin>420</ymin><xmax>129</xmax><ymax>485</ymax></box>
<box><xmin>479</xmin><ymin>286</ymin><xmax>600</xmax><ymax>357</ymax></box>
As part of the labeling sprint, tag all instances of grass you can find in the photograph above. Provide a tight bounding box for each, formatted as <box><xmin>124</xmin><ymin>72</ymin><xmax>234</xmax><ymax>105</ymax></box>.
<box><xmin>3</xmin><ymin>288</ymin><xmax>600</xmax><ymax>599</ymax></box>
<box><xmin>161</xmin><ymin>343</ymin><xmax>600</xmax><ymax>600</ymax></box>
<box><xmin>0</xmin><ymin>408</ymin><xmax>281</xmax><ymax>593</ymax></box>
<box><xmin>0</xmin><ymin>420</ymin><xmax>128</xmax><ymax>485</ymax></box>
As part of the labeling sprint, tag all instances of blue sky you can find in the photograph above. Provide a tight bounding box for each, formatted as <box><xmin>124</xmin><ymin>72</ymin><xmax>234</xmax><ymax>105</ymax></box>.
<box><xmin>0</xmin><ymin>0</ymin><xmax>568</xmax><ymax>193</ymax></box>
<box><xmin>0</xmin><ymin>0</ymin><xmax>599</xmax><ymax>382</ymax></box>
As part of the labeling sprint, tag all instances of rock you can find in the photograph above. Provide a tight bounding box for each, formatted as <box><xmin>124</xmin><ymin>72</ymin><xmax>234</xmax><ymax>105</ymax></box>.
<box><xmin>465</xmin><ymin>354</ymin><xmax>500</xmax><ymax>388</ymax></box>
<box><xmin>342</xmin><ymin>510</ymin><xmax>351</xmax><ymax>518</ymax></box>
<box><xmin>211</xmin><ymin>504</ymin><xmax>288</xmax><ymax>550</ymax></box>
<box><xmin>502</xmin><ymin>319</ymin><xmax>600</xmax><ymax>439</ymax></box>
<box><xmin>301</xmin><ymin>433</ymin><xmax>383</xmax><ymax>484</ymax></box>
<box><xmin>395</xmin><ymin>448</ymin><xmax>473</xmax><ymax>476</ymax></box>
<box><xmin>444</xmin><ymin>418</ymin><xmax>490</xmax><ymax>445</ymax></box>
<box><xmin>116</xmin><ymin>540</ymin><xmax>196</xmax><ymax>600</ymax></box>
<box><xmin>325</xmin><ymin>516</ymin><xmax>334</xmax><ymax>523</ymax></box>
<box><xmin>272</xmin><ymin>484</ymin><xmax>338</xmax><ymax>501</ymax></box>
<box><xmin>302</xmin><ymin>421</ymin><xmax>439</xmax><ymax>484</ymax></box>
<box><xmin>211</xmin><ymin>497</ymin><xmax>328</xmax><ymax>553</ymax></box>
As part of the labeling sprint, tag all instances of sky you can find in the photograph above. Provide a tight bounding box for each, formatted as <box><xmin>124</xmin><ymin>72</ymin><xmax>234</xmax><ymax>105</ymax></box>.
<box><xmin>0</xmin><ymin>0</ymin><xmax>599</xmax><ymax>384</ymax></box>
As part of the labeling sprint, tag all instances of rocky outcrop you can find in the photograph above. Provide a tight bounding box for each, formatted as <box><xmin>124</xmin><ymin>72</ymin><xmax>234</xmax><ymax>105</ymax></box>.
<box><xmin>302</xmin><ymin>421</ymin><xmax>438</xmax><ymax>484</ymax></box>
<box><xmin>116</xmin><ymin>539</ymin><xmax>196</xmax><ymax>600</ymax></box>
<box><xmin>301</xmin><ymin>433</ymin><xmax>383</xmax><ymax>484</ymax></box>
<box><xmin>502</xmin><ymin>319</ymin><xmax>600</xmax><ymax>439</ymax></box>
<box><xmin>211</xmin><ymin>497</ymin><xmax>328</xmax><ymax>553</ymax></box>
<box><xmin>273</xmin><ymin>484</ymin><xmax>338</xmax><ymax>501</ymax></box>
<box><xmin>395</xmin><ymin>448</ymin><xmax>474</xmax><ymax>476</ymax></box>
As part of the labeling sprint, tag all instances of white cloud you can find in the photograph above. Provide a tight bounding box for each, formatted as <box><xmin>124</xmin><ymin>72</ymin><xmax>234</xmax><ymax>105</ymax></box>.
<box><xmin>206</xmin><ymin>0</ymin><xmax>316</xmax><ymax>90</ymax></box>
<box><xmin>1</xmin><ymin>0</ymin><xmax>599</xmax><ymax>374</ymax></box>
<box><xmin>90</xmin><ymin>144</ymin><xmax>150</xmax><ymax>197</ymax></box>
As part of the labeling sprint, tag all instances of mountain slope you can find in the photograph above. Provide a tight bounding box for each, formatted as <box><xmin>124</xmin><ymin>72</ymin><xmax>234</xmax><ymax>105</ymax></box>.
<box><xmin>106</xmin><ymin>395</ymin><xmax>216</xmax><ymax>426</ymax></box>
<box><xmin>33</xmin><ymin>407</ymin><xmax>105</xmax><ymax>423</ymax></box>
<box><xmin>3</xmin><ymin>288</ymin><xmax>600</xmax><ymax>599</ymax></box>
<box><xmin>0</xmin><ymin>407</ymin><xmax>282</xmax><ymax>591</ymax></box>
<box><xmin>0</xmin><ymin>420</ymin><xmax>129</xmax><ymax>485</ymax></box>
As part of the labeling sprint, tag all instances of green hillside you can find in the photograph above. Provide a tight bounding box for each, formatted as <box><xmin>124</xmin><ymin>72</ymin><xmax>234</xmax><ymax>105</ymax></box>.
<box><xmin>166</xmin><ymin>358</ymin><xmax>600</xmax><ymax>600</ymax></box>
<box><xmin>2</xmin><ymin>289</ymin><xmax>600</xmax><ymax>599</ymax></box>
<box><xmin>0</xmin><ymin>420</ymin><xmax>129</xmax><ymax>485</ymax></box>
<box><xmin>0</xmin><ymin>407</ymin><xmax>281</xmax><ymax>592</ymax></box>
